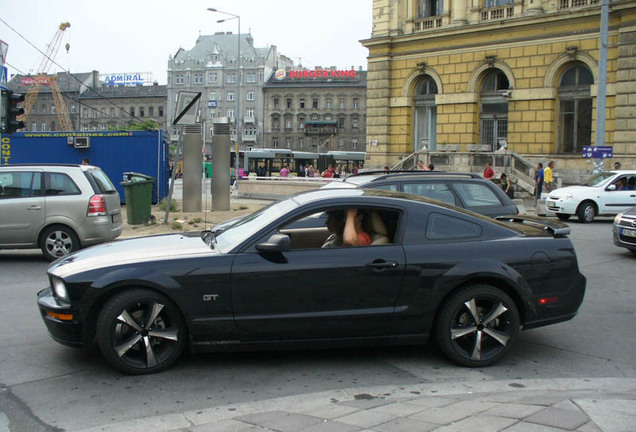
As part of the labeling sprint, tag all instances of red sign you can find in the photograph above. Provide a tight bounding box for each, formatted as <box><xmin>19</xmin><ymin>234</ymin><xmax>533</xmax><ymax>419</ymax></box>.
<box><xmin>288</xmin><ymin>69</ymin><xmax>357</xmax><ymax>79</ymax></box>
<box><xmin>20</xmin><ymin>77</ymin><xmax>51</xmax><ymax>86</ymax></box>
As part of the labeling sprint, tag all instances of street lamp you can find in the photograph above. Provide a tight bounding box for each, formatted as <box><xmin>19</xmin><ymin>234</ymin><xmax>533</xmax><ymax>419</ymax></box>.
<box><xmin>207</xmin><ymin>7</ymin><xmax>241</xmax><ymax>192</ymax></box>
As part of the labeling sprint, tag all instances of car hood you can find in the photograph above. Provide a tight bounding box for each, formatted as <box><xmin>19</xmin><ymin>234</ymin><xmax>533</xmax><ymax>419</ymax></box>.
<box><xmin>49</xmin><ymin>233</ymin><xmax>214</xmax><ymax>277</ymax></box>
<box><xmin>548</xmin><ymin>185</ymin><xmax>598</xmax><ymax>198</ymax></box>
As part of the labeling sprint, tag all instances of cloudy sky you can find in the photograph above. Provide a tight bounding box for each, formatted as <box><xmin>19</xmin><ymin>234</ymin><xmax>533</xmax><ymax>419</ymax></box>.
<box><xmin>1</xmin><ymin>0</ymin><xmax>373</xmax><ymax>84</ymax></box>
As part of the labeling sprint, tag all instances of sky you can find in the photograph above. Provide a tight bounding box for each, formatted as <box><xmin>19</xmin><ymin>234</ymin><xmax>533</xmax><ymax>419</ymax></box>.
<box><xmin>1</xmin><ymin>0</ymin><xmax>373</xmax><ymax>85</ymax></box>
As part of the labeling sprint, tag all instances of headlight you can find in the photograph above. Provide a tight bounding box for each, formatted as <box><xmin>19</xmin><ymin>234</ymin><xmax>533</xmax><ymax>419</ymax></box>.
<box><xmin>560</xmin><ymin>193</ymin><xmax>573</xmax><ymax>201</ymax></box>
<box><xmin>614</xmin><ymin>213</ymin><xmax>623</xmax><ymax>223</ymax></box>
<box><xmin>51</xmin><ymin>277</ymin><xmax>69</xmax><ymax>302</ymax></box>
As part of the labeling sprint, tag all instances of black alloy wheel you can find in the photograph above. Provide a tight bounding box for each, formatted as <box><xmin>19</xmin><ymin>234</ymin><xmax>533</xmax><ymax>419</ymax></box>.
<box><xmin>97</xmin><ymin>289</ymin><xmax>186</xmax><ymax>374</ymax></box>
<box><xmin>40</xmin><ymin>225</ymin><xmax>79</xmax><ymax>261</ymax></box>
<box><xmin>435</xmin><ymin>285</ymin><xmax>520</xmax><ymax>367</ymax></box>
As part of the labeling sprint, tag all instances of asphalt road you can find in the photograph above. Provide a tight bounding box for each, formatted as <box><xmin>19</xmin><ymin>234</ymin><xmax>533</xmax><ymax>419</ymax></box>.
<box><xmin>0</xmin><ymin>218</ymin><xmax>634</xmax><ymax>431</ymax></box>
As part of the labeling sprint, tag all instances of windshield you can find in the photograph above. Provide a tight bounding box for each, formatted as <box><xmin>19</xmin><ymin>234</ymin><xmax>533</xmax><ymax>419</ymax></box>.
<box><xmin>213</xmin><ymin>198</ymin><xmax>300</xmax><ymax>251</ymax></box>
<box><xmin>582</xmin><ymin>172</ymin><xmax>616</xmax><ymax>187</ymax></box>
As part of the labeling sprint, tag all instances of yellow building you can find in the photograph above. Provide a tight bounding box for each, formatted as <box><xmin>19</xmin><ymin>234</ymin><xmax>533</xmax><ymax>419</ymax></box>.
<box><xmin>362</xmin><ymin>0</ymin><xmax>636</xmax><ymax>183</ymax></box>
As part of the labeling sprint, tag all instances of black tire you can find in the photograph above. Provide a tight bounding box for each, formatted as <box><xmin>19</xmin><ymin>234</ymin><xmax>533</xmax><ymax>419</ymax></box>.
<box><xmin>576</xmin><ymin>201</ymin><xmax>596</xmax><ymax>223</ymax></box>
<box><xmin>556</xmin><ymin>213</ymin><xmax>571</xmax><ymax>221</ymax></box>
<box><xmin>40</xmin><ymin>225</ymin><xmax>79</xmax><ymax>261</ymax></box>
<box><xmin>96</xmin><ymin>289</ymin><xmax>186</xmax><ymax>374</ymax></box>
<box><xmin>435</xmin><ymin>285</ymin><xmax>520</xmax><ymax>367</ymax></box>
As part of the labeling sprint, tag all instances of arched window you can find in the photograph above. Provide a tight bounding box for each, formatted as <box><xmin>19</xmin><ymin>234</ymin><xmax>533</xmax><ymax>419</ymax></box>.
<box><xmin>413</xmin><ymin>75</ymin><xmax>438</xmax><ymax>151</ymax></box>
<box><xmin>480</xmin><ymin>69</ymin><xmax>510</xmax><ymax>150</ymax></box>
<box><xmin>558</xmin><ymin>62</ymin><xmax>593</xmax><ymax>154</ymax></box>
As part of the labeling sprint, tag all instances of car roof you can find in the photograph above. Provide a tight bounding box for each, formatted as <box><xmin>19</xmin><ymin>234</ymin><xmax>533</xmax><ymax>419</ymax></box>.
<box><xmin>343</xmin><ymin>170</ymin><xmax>485</xmax><ymax>185</ymax></box>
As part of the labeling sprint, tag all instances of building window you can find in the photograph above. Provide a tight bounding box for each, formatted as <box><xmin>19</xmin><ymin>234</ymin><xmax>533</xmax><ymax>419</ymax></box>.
<box><xmin>352</xmin><ymin>139</ymin><xmax>358</xmax><ymax>149</ymax></box>
<box><xmin>338</xmin><ymin>117</ymin><xmax>345</xmax><ymax>128</ymax></box>
<box><xmin>413</xmin><ymin>75</ymin><xmax>438</xmax><ymax>151</ymax></box>
<box><xmin>227</xmin><ymin>73</ymin><xmax>236</xmax><ymax>84</ymax></box>
<box><xmin>246</xmin><ymin>72</ymin><xmax>257</xmax><ymax>83</ymax></box>
<box><xmin>227</xmin><ymin>92</ymin><xmax>235</xmax><ymax>101</ymax></box>
<box><xmin>353</xmin><ymin>98</ymin><xmax>359</xmax><ymax>109</ymax></box>
<box><xmin>246</xmin><ymin>91</ymin><xmax>255</xmax><ymax>101</ymax></box>
<box><xmin>326</xmin><ymin>98</ymin><xmax>332</xmax><ymax>109</ymax></box>
<box><xmin>159</xmin><ymin>107</ymin><xmax>164</xmax><ymax>117</ymax></box>
<box><xmin>227</xmin><ymin>109</ymin><xmax>234</xmax><ymax>118</ymax></box>
<box><xmin>246</xmin><ymin>108</ymin><xmax>255</xmax><ymax>118</ymax></box>
<box><xmin>208</xmin><ymin>73</ymin><xmax>218</xmax><ymax>84</ymax></box>
<box><xmin>92</xmin><ymin>110</ymin><xmax>98</xmax><ymax>118</ymax></box>
<box><xmin>272</xmin><ymin>118</ymin><xmax>280</xmax><ymax>131</ymax></box>
<box><xmin>42</xmin><ymin>122</ymin><xmax>47</xmax><ymax>131</ymax></box>
<box><xmin>287</xmin><ymin>98</ymin><xmax>292</xmax><ymax>109</ymax></box>
<box><xmin>339</xmin><ymin>98</ymin><xmax>345</xmax><ymax>109</ymax></box>
<box><xmin>130</xmin><ymin>107</ymin><xmax>135</xmax><ymax>117</ymax></box>
<box><xmin>273</xmin><ymin>98</ymin><xmax>279</xmax><ymax>109</ymax></box>
<box><xmin>140</xmin><ymin>107</ymin><xmax>145</xmax><ymax>117</ymax></box>
<box><xmin>479</xmin><ymin>69</ymin><xmax>510</xmax><ymax>151</ymax></box>
<box><xmin>149</xmin><ymin>107</ymin><xmax>154</xmax><ymax>117</ymax></box>
<box><xmin>484</xmin><ymin>0</ymin><xmax>513</xmax><ymax>7</ymax></box>
<box><xmin>32</xmin><ymin>122</ymin><xmax>37</xmax><ymax>131</ymax></box>
<box><xmin>175</xmin><ymin>74</ymin><xmax>184</xmax><ymax>85</ymax></box>
<box><xmin>298</xmin><ymin>117</ymin><xmax>305</xmax><ymax>130</ymax></box>
<box><xmin>209</xmin><ymin>111</ymin><xmax>216</xmax><ymax>119</ymax></box>
<box><xmin>285</xmin><ymin>119</ymin><xmax>292</xmax><ymax>130</ymax></box>
<box><xmin>352</xmin><ymin>117</ymin><xmax>359</xmax><ymax>129</ymax></box>
<box><xmin>210</xmin><ymin>92</ymin><xmax>216</xmax><ymax>100</ymax></box>
<box><xmin>299</xmin><ymin>98</ymin><xmax>305</xmax><ymax>109</ymax></box>
<box><xmin>110</xmin><ymin>108</ymin><xmax>115</xmax><ymax>117</ymax></box>
<box><xmin>51</xmin><ymin>105</ymin><xmax>56</xmax><ymax>114</ymax></box>
<box><xmin>418</xmin><ymin>0</ymin><xmax>443</xmax><ymax>17</ymax></box>
<box><xmin>273</xmin><ymin>138</ymin><xmax>279</xmax><ymax>148</ymax></box>
<box><xmin>194</xmin><ymin>73</ymin><xmax>204</xmax><ymax>84</ymax></box>
<box><xmin>313</xmin><ymin>97</ymin><xmax>319</xmax><ymax>109</ymax></box>
<box><xmin>558</xmin><ymin>62</ymin><xmax>594</xmax><ymax>154</ymax></box>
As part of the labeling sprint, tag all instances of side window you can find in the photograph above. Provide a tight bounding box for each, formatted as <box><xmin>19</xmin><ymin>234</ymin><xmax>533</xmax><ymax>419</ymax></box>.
<box><xmin>403</xmin><ymin>182</ymin><xmax>457</xmax><ymax>206</ymax></box>
<box><xmin>0</xmin><ymin>172</ymin><xmax>39</xmax><ymax>198</ymax></box>
<box><xmin>368</xmin><ymin>184</ymin><xmax>398</xmax><ymax>192</ymax></box>
<box><xmin>427</xmin><ymin>212</ymin><xmax>482</xmax><ymax>240</ymax></box>
<box><xmin>46</xmin><ymin>173</ymin><xmax>81</xmax><ymax>196</ymax></box>
<box><xmin>452</xmin><ymin>183</ymin><xmax>502</xmax><ymax>207</ymax></box>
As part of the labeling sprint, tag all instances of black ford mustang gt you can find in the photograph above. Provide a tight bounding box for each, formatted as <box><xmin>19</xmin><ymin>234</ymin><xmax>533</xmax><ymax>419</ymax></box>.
<box><xmin>37</xmin><ymin>189</ymin><xmax>586</xmax><ymax>374</ymax></box>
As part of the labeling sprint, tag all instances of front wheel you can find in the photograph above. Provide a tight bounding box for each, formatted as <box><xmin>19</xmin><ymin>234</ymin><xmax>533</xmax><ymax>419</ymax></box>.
<box><xmin>40</xmin><ymin>225</ymin><xmax>79</xmax><ymax>261</ymax></box>
<box><xmin>577</xmin><ymin>202</ymin><xmax>596</xmax><ymax>223</ymax></box>
<box><xmin>96</xmin><ymin>289</ymin><xmax>186</xmax><ymax>374</ymax></box>
<box><xmin>435</xmin><ymin>285</ymin><xmax>520</xmax><ymax>367</ymax></box>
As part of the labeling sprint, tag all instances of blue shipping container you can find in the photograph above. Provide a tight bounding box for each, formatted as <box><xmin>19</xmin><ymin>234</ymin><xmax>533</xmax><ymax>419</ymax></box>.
<box><xmin>0</xmin><ymin>130</ymin><xmax>169</xmax><ymax>204</ymax></box>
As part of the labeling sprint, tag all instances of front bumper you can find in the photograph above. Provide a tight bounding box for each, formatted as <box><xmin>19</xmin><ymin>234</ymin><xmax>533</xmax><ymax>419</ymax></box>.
<box><xmin>37</xmin><ymin>287</ymin><xmax>84</xmax><ymax>347</ymax></box>
<box><xmin>545</xmin><ymin>197</ymin><xmax>576</xmax><ymax>214</ymax></box>
<box><xmin>613</xmin><ymin>222</ymin><xmax>636</xmax><ymax>251</ymax></box>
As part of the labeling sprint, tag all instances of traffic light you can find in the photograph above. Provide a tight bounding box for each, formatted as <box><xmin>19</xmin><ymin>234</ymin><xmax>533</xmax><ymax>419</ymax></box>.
<box><xmin>1</xmin><ymin>90</ymin><xmax>26</xmax><ymax>134</ymax></box>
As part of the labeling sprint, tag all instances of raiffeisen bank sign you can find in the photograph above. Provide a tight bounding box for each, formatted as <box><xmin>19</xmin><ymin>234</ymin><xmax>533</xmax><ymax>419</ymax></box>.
<box><xmin>275</xmin><ymin>69</ymin><xmax>357</xmax><ymax>80</ymax></box>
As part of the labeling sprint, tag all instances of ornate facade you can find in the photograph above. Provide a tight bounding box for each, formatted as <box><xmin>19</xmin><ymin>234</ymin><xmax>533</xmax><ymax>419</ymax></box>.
<box><xmin>362</xmin><ymin>0</ymin><xmax>636</xmax><ymax>175</ymax></box>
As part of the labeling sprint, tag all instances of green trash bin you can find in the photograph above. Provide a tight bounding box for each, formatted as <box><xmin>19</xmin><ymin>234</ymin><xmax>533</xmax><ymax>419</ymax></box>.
<box><xmin>121</xmin><ymin>172</ymin><xmax>155</xmax><ymax>225</ymax></box>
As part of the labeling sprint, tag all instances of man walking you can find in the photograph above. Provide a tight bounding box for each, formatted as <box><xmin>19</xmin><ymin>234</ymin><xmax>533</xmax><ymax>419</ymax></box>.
<box><xmin>535</xmin><ymin>162</ymin><xmax>544</xmax><ymax>201</ymax></box>
<box><xmin>544</xmin><ymin>161</ymin><xmax>554</xmax><ymax>193</ymax></box>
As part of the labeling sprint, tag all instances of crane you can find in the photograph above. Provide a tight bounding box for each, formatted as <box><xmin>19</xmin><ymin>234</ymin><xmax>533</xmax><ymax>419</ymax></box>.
<box><xmin>19</xmin><ymin>22</ymin><xmax>72</xmax><ymax>131</ymax></box>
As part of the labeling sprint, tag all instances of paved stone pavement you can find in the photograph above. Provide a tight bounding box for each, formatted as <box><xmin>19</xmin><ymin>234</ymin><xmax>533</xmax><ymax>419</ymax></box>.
<box><xmin>69</xmin><ymin>378</ymin><xmax>636</xmax><ymax>432</ymax></box>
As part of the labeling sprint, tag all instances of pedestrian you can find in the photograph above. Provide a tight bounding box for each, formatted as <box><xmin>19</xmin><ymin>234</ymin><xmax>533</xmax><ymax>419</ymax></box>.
<box><xmin>81</xmin><ymin>158</ymin><xmax>90</xmax><ymax>165</ymax></box>
<box><xmin>383</xmin><ymin>166</ymin><xmax>390</xmax><ymax>173</ymax></box>
<box><xmin>500</xmin><ymin>173</ymin><xmax>514</xmax><ymax>199</ymax></box>
<box><xmin>544</xmin><ymin>161</ymin><xmax>554</xmax><ymax>193</ymax></box>
<box><xmin>307</xmin><ymin>165</ymin><xmax>315</xmax><ymax>177</ymax></box>
<box><xmin>483</xmin><ymin>162</ymin><xmax>495</xmax><ymax>180</ymax></box>
<box><xmin>614</xmin><ymin>161</ymin><xmax>621</xmax><ymax>170</ymax></box>
<box><xmin>417</xmin><ymin>160</ymin><xmax>428</xmax><ymax>171</ymax></box>
<box><xmin>428</xmin><ymin>164</ymin><xmax>434</xmax><ymax>171</ymax></box>
<box><xmin>279</xmin><ymin>165</ymin><xmax>290</xmax><ymax>177</ymax></box>
<box><xmin>535</xmin><ymin>162</ymin><xmax>544</xmax><ymax>201</ymax></box>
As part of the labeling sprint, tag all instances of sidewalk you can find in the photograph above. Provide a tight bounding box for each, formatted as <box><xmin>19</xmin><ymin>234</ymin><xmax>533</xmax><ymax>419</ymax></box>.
<box><xmin>74</xmin><ymin>378</ymin><xmax>636</xmax><ymax>432</ymax></box>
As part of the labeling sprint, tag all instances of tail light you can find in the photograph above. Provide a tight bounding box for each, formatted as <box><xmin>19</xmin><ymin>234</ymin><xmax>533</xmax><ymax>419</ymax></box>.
<box><xmin>88</xmin><ymin>194</ymin><xmax>107</xmax><ymax>216</ymax></box>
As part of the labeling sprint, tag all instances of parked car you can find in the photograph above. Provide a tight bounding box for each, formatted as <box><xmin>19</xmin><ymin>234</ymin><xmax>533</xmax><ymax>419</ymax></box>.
<box><xmin>37</xmin><ymin>188</ymin><xmax>585</xmax><ymax>374</ymax></box>
<box><xmin>323</xmin><ymin>171</ymin><xmax>519</xmax><ymax>217</ymax></box>
<box><xmin>612</xmin><ymin>206</ymin><xmax>636</xmax><ymax>253</ymax></box>
<box><xmin>546</xmin><ymin>170</ymin><xmax>636</xmax><ymax>223</ymax></box>
<box><xmin>0</xmin><ymin>164</ymin><xmax>122</xmax><ymax>261</ymax></box>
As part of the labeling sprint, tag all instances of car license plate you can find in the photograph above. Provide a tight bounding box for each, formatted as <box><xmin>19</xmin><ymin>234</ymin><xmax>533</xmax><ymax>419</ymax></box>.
<box><xmin>546</xmin><ymin>200</ymin><xmax>555</xmax><ymax>207</ymax></box>
<box><xmin>621</xmin><ymin>228</ymin><xmax>636</xmax><ymax>238</ymax></box>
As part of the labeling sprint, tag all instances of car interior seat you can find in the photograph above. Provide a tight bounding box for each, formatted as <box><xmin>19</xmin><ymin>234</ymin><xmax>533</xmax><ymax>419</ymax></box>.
<box><xmin>369</xmin><ymin>211</ymin><xmax>391</xmax><ymax>245</ymax></box>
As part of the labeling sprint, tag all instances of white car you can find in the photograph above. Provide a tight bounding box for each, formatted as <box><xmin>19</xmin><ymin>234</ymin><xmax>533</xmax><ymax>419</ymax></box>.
<box><xmin>546</xmin><ymin>170</ymin><xmax>636</xmax><ymax>223</ymax></box>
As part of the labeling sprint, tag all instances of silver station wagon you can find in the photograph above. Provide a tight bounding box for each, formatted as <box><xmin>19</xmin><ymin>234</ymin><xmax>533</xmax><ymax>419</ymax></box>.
<box><xmin>0</xmin><ymin>164</ymin><xmax>122</xmax><ymax>260</ymax></box>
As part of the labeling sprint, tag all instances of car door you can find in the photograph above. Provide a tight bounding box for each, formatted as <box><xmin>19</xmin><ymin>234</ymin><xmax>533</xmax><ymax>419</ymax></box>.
<box><xmin>600</xmin><ymin>176</ymin><xmax>636</xmax><ymax>213</ymax></box>
<box><xmin>230</xmin><ymin>209</ymin><xmax>406</xmax><ymax>341</ymax></box>
<box><xmin>0</xmin><ymin>170</ymin><xmax>45</xmax><ymax>247</ymax></box>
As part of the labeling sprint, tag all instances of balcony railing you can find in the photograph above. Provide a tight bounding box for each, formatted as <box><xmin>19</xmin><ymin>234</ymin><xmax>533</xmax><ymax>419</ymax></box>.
<box><xmin>414</xmin><ymin>16</ymin><xmax>443</xmax><ymax>31</ymax></box>
<box><xmin>242</xmin><ymin>135</ymin><xmax>256</xmax><ymax>142</ymax></box>
<box><xmin>243</xmin><ymin>117</ymin><xmax>255</xmax><ymax>124</ymax></box>
<box><xmin>559</xmin><ymin>0</ymin><xmax>599</xmax><ymax>10</ymax></box>
<box><xmin>481</xmin><ymin>5</ymin><xmax>514</xmax><ymax>22</ymax></box>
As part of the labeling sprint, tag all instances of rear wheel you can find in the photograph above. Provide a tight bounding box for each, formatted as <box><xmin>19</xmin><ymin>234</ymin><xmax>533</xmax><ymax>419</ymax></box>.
<box><xmin>96</xmin><ymin>289</ymin><xmax>186</xmax><ymax>374</ymax></box>
<box><xmin>556</xmin><ymin>213</ymin><xmax>570</xmax><ymax>221</ymax></box>
<box><xmin>435</xmin><ymin>285</ymin><xmax>519</xmax><ymax>367</ymax></box>
<box><xmin>40</xmin><ymin>225</ymin><xmax>79</xmax><ymax>261</ymax></box>
<box><xmin>577</xmin><ymin>201</ymin><xmax>596</xmax><ymax>223</ymax></box>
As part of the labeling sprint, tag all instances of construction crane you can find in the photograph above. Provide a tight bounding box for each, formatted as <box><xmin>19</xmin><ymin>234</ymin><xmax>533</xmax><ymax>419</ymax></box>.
<box><xmin>19</xmin><ymin>22</ymin><xmax>72</xmax><ymax>131</ymax></box>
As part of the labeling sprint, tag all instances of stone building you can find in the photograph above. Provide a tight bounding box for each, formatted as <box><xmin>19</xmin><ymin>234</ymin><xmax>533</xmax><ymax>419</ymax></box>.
<box><xmin>167</xmin><ymin>32</ymin><xmax>292</xmax><ymax>153</ymax></box>
<box><xmin>8</xmin><ymin>71</ymin><xmax>167</xmax><ymax>132</ymax></box>
<box><xmin>362</xmin><ymin>0</ymin><xmax>636</xmax><ymax>182</ymax></box>
<box><xmin>262</xmin><ymin>67</ymin><xmax>367</xmax><ymax>152</ymax></box>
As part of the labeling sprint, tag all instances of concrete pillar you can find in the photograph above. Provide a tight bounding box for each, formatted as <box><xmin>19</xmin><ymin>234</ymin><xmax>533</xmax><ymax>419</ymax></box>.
<box><xmin>212</xmin><ymin>119</ymin><xmax>231</xmax><ymax>211</ymax></box>
<box><xmin>451</xmin><ymin>0</ymin><xmax>468</xmax><ymax>26</ymax></box>
<box><xmin>182</xmin><ymin>127</ymin><xmax>202</xmax><ymax>212</ymax></box>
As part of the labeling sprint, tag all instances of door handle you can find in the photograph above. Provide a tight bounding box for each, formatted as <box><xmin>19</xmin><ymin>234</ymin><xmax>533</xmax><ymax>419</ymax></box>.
<box><xmin>28</xmin><ymin>205</ymin><xmax>42</xmax><ymax>210</ymax></box>
<box><xmin>365</xmin><ymin>260</ymin><xmax>398</xmax><ymax>269</ymax></box>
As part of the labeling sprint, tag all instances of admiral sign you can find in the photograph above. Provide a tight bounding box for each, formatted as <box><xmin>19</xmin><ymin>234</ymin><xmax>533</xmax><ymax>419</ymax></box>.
<box><xmin>274</xmin><ymin>68</ymin><xmax>357</xmax><ymax>80</ymax></box>
<box><xmin>99</xmin><ymin>72</ymin><xmax>153</xmax><ymax>86</ymax></box>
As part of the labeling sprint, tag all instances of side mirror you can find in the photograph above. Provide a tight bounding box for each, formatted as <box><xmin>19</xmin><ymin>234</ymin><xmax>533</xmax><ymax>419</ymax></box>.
<box><xmin>256</xmin><ymin>233</ymin><xmax>291</xmax><ymax>253</ymax></box>
<box><xmin>607</xmin><ymin>184</ymin><xmax>617</xmax><ymax>191</ymax></box>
